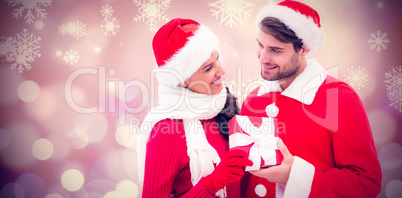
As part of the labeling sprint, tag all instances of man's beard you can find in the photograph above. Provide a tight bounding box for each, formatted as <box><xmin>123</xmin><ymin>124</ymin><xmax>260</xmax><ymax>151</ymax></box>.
<box><xmin>261</xmin><ymin>53</ymin><xmax>300</xmax><ymax>81</ymax></box>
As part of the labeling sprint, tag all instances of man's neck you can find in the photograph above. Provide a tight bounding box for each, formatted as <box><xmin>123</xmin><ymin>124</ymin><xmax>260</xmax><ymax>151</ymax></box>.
<box><xmin>278</xmin><ymin>60</ymin><xmax>308</xmax><ymax>91</ymax></box>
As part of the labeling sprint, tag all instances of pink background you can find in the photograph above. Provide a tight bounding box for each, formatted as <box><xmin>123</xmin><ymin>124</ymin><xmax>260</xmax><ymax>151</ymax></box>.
<box><xmin>0</xmin><ymin>0</ymin><xmax>401</xmax><ymax>197</ymax></box>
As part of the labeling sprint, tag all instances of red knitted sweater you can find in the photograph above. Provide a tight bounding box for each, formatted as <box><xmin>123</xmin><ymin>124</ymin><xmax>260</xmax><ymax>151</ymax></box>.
<box><xmin>142</xmin><ymin>118</ymin><xmax>242</xmax><ymax>198</ymax></box>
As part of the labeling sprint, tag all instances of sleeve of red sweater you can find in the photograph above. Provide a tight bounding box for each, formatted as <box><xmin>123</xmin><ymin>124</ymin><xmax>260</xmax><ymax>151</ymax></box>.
<box><xmin>141</xmin><ymin>120</ymin><xmax>216</xmax><ymax>198</ymax></box>
<box><xmin>305</xmin><ymin>83</ymin><xmax>382</xmax><ymax>198</ymax></box>
<box><xmin>283</xmin><ymin>83</ymin><xmax>382</xmax><ymax>198</ymax></box>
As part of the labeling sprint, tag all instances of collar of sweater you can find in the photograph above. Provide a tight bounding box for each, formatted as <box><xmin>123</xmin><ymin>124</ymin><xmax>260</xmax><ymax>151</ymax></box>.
<box><xmin>257</xmin><ymin>58</ymin><xmax>328</xmax><ymax>105</ymax></box>
<box><xmin>137</xmin><ymin>85</ymin><xmax>227</xmax><ymax>190</ymax></box>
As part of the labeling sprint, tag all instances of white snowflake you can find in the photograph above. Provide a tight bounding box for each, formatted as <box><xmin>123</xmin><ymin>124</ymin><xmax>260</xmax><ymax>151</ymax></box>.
<box><xmin>133</xmin><ymin>0</ymin><xmax>171</xmax><ymax>32</ymax></box>
<box><xmin>299</xmin><ymin>0</ymin><xmax>327</xmax><ymax>11</ymax></box>
<box><xmin>69</xmin><ymin>20</ymin><xmax>87</xmax><ymax>39</ymax></box>
<box><xmin>0</xmin><ymin>36</ymin><xmax>15</xmax><ymax>63</ymax></box>
<box><xmin>58</xmin><ymin>24</ymin><xmax>69</xmax><ymax>36</ymax></box>
<box><xmin>58</xmin><ymin>20</ymin><xmax>87</xmax><ymax>39</ymax></box>
<box><xmin>101</xmin><ymin>4</ymin><xmax>114</xmax><ymax>18</ymax></box>
<box><xmin>368</xmin><ymin>30</ymin><xmax>390</xmax><ymax>52</ymax></box>
<box><xmin>93</xmin><ymin>45</ymin><xmax>102</xmax><ymax>55</ymax></box>
<box><xmin>209</xmin><ymin>0</ymin><xmax>255</xmax><ymax>28</ymax></box>
<box><xmin>100</xmin><ymin>16</ymin><xmax>120</xmax><ymax>36</ymax></box>
<box><xmin>63</xmin><ymin>49</ymin><xmax>79</xmax><ymax>66</ymax></box>
<box><xmin>384</xmin><ymin>66</ymin><xmax>402</xmax><ymax>112</ymax></box>
<box><xmin>343</xmin><ymin>66</ymin><xmax>368</xmax><ymax>90</ymax></box>
<box><xmin>8</xmin><ymin>29</ymin><xmax>41</xmax><ymax>73</ymax></box>
<box><xmin>5</xmin><ymin>0</ymin><xmax>52</xmax><ymax>24</ymax></box>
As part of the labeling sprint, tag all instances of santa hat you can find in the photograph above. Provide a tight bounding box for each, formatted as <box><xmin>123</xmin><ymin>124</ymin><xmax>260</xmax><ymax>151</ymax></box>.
<box><xmin>153</xmin><ymin>18</ymin><xmax>220</xmax><ymax>87</ymax></box>
<box><xmin>255</xmin><ymin>0</ymin><xmax>325</xmax><ymax>53</ymax></box>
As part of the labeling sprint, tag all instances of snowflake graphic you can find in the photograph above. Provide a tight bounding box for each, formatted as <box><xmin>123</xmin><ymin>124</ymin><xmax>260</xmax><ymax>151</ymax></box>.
<box><xmin>384</xmin><ymin>66</ymin><xmax>402</xmax><ymax>112</ymax></box>
<box><xmin>69</xmin><ymin>20</ymin><xmax>87</xmax><ymax>39</ymax></box>
<box><xmin>58</xmin><ymin>20</ymin><xmax>87</xmax><ymax>39</ymax></box>
<box><xmin>0</xmin><ymin>36</ymin><xmax>15</xmax><ymax>63</ymax></box>
<box><xmin>368</xmin><ymin>30</ymin><xmax>390</xmax><ymax>52</ymax></box>
<box><xmin>343</xmin><ymin>66</ymin><xmax>368</xmax><ymax>90</ymax></box>
<box><xmin>63</xmin><ymin>49</ymin><xmax>79</xmax><ymax>66</ymax></box>
<box><xmin>208</xmin><ymin>0</ymin><xmax>255</xmax><ymax>27</ymax></box>
<box><xmin>101</xmin><ymin>4</ymin><xmax>114</xmax><ymax>18</ymax></box>
<box><xmin>133</xmin><ymin>0</ymin><xmax>171</xmax><ymax>32</ymax></box>
<box><xmin>93</xmin><ymin>45</ymin><xmax>102</xmax><ymax>55</ymax></box>
<box><xmin>5</xmin><ymin>0</ymin><xmax>52</xmax><ymax>24</ymax></box>
<box><xmin>58</xmin><ymin>24</ymin><xmax>69</xmax><ymax>36</ymax></box>
<box><xmin>8</xmin><ymin>29</ymin><xmax>41</xmax><ymax>73</ymax></box>
<box><xmin>100</xmin><ymin>16</ymin><xmax>120</xmax><ymax>36</ymax></box>
<box><xmin>299</xmin><ymin>0</ymin><xmax>327</xmax><ymax>11</ymax></box>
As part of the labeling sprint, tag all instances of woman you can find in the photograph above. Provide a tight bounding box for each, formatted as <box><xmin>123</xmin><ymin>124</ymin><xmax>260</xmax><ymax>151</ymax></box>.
<box><xmin>137</xmin><ymin>18</ymin><xmax>252</xmax><ymax>197</ymax></box>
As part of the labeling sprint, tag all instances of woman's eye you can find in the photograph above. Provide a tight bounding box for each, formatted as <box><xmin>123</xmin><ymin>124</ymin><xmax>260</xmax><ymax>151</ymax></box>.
<box><xmin>205</xmin><ymin>66</ymin><xmax>212</xmax><ymax>72</ymax></box>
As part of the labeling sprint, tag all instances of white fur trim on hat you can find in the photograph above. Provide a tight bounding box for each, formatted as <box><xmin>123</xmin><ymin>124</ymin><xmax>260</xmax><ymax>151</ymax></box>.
<box><xmin>155</xmin><ymin>25</ymin><xmax>220</xmax><ymax>87</ymax></box>
<box><xmin>255</xmin><ymin>4</ymin><xmax>325</xmax><ymax>54</ymax></box>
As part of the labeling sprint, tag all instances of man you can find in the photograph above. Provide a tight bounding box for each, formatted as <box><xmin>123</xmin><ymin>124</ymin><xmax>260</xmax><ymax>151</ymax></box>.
<box><xmin>240</xmin><ymin>0</ymin><xmax>382</xmax><ymax>197</ymax></box>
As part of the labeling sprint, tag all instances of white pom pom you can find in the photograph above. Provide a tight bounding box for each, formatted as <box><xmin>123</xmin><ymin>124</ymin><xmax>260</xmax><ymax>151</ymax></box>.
<box><xmin>266</xmin><ymin>103</ymin><xmax>279</xmax><ymax>117</ymax></box>
<box><xmin>255</xmin><ymin>184</ymin><xmax>267</xmax><ymax>197</ymax></box>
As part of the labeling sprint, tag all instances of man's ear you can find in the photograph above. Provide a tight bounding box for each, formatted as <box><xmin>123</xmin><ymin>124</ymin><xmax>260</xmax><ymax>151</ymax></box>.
<box><xmin>300</xmin><ymin>45</ymin><xmax>310</xmax><ymax>56</ymax></box>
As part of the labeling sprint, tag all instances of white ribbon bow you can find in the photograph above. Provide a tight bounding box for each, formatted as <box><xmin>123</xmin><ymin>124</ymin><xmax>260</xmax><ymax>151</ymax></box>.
<box><xmin>229</xmin><ymin>116</ymin><xmax>279</xmax><ymax>171</ymax></box>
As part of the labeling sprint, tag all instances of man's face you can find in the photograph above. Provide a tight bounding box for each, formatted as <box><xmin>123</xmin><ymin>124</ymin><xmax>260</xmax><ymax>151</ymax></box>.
<box><xmin>256</xmin><ymin>29</ymin><xmax>304</xmax><ymax>83</ymax></box>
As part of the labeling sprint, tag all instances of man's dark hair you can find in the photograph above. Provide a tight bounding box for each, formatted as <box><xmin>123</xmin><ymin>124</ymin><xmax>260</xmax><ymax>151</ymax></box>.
<box><xmin>260</xmin><ymin>17</ymin><xmax>303</xmax><ymax>52</ymax></box>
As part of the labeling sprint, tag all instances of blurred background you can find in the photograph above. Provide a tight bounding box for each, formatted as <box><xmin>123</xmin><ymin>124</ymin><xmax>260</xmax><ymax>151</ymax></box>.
<box><xmin>0</xmin><ymin>0</ymin><xmax>401</xmax><ymax>197</ymax></box>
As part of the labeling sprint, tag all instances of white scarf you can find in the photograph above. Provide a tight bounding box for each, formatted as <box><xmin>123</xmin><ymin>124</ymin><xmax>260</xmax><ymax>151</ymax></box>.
<box><xmin>137</xmin><ymin>84</ymin><xmax>228</xmax><ymax>197</ymax></box>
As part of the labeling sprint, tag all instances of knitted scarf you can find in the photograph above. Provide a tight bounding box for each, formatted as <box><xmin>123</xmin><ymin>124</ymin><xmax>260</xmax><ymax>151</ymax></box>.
<box><xmin>137</xmin><ymin>84</ymin><xmax>228</xmax><ymax>197</ymax></box>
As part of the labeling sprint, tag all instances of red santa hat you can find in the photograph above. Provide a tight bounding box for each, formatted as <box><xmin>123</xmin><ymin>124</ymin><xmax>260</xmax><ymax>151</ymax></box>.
<box><xmin>152</xmin><ymin>18</ymin><xmax>220</xmax><ymax>86</ymax></box>
<box><xmin>255</xmin><ymin>0</ymin><xmax>325</xmax><ymax>53</ymax></box>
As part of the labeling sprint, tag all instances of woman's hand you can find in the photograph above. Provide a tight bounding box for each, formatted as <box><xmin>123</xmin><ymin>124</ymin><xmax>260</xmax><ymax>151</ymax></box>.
<box><xmin>203</xmin><ymin>149</ymin><xmax>253</xmax><ymax>194</ymax></box>
<box><xmin>249</xmin><ymin>139</ymin><xmax>294</xmax><ymax>185</ymax></box>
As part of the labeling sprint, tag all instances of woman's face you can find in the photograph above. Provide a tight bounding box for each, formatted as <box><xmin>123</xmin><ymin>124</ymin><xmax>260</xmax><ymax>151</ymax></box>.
<box><xmin>181</xmin><ymin>51</ymin><xmax>225</xmax><ymax>94</ymax></box>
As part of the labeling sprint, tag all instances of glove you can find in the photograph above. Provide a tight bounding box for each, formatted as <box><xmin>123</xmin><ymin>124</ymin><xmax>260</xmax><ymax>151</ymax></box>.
<box><xmin>203</xmin><ymin>149</ymin><xmax>253</xmax><ymax>194</ymax></box>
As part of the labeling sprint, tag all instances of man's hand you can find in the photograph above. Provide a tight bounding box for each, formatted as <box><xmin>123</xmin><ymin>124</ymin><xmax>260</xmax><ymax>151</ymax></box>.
<box><xmin>249</xmin><ymin>139</ymin><xmax>294</xmax><ymax>185</ymax></box>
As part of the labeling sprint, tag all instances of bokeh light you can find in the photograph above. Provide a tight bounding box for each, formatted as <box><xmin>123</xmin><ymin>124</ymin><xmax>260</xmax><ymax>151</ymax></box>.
<box><xmin>0</xmin><ymin>122</ymin><xmax>38</xmax><ymax>170</ymax></box>
<box><xmin>35</xmin><ymin>20</ymin><xmax>45</xmax><ymax>30</ymax></box>
<box><xmin>379</xmin><ymin>142</ymin><xmax>402</xmax><ymax>170</ymax></box>
<box><xmin>386</xmin><ymin>180</ymin><xmax>402</xmax><ymax>198</ymax></box>
<box><xmin>84</xmin><ymin>179</ymin><xmax>115</xmax><ymax>196</ymax></box>
<box><xmin>0</xmin><ymin>67</ymin><xmax>23</xmax><ymax>105</ymax></box>
<box><xmin>367</xmin><ymin>110</ymin><xmax>397</xmax><ymax>148</ymax></box>
<box><xmin>24</xmin><ymin>87</ymin><xmax>58</xmax><ymax>121</ymax></box>
<box><xmin>115</xmin><ymin>179</ymin><xmax>139</xmax><ymax>197</ymax></box>
<box><xmin>103</xmin><ymin>191</ymin><xmax>124</xmax><ymax>198</ymax></box>
<box><xmin>0</xmin><ymin>183</ymin><xmax>24</xmax><ymax>198</ymax></box>
<box><xmin>74</xmin><ymin>113</ymin><xmax>108</xmax><ymax>143</ymax></box>
<box><xmin>32</xmin><ymin>138</ymin><xmax>54</xmax><ymax>161</ymax></box>
<box><xmin>115</xmin><ymin>124</ymin><xmax>137</xmax><ymax>149</ymax></box>
<box><xmin>15</xmin><ymin>173</ymin><xmax>46</xmax><ymax>198</ymax></box>
<box><xmin>45</xmin><ymin>193</ymin><xmax>63</xmax><ymax>198</ymax></box>
<box><xmin>55</xmin><ymin>50</ymin><xmax>62</xmax><ymax>57</ymax></box>
<box><xmin>123</xmin><ymin>148</ymin><xmax>138</xmax><ymax>180</ymax></box>
<box><xmin>60</xmin><ymin>169</ymin><xmax>85</xmax><ymax>192</ymax></box>
<box><xmin>17</xmin><ymin>80</ymin><xmax>40</xmax><ymax>103</ymax></box>
<box><xmin>65</xmin><ymin>126</ymin><xmax>89</xmax><ymax>149</ymax></box>
<box><xmin>47</xmin><ymin>132</ymin><xmax>72</xmax><ymax>162</ymax></box>
<box><xmin>0</xmin><ymin>128</ymin><xmax>10</xmax><ymax>150</ymax></box>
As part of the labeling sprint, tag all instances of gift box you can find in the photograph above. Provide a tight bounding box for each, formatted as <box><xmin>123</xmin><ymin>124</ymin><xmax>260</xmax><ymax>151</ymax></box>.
<box><xmin>228</xmin><ymin>115</ymin><xmax>283</xmax><ymax>171</ymax></box>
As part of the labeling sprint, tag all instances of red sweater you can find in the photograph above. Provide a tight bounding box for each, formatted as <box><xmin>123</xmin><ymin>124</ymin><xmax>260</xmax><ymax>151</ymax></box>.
<box><xmin>142</xmin><ymin>118</ymin><xmax>241</xmax><ymax>198</ymax></box>
<box><xmin>240</xmin><ymin>76</ymin><xmax>382</xmax><ymax>197</ymax></box>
